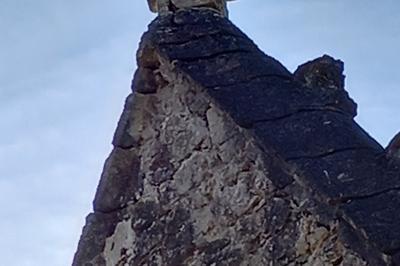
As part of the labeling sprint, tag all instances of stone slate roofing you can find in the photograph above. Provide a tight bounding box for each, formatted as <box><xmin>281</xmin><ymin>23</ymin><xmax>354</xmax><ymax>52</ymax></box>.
<box><xmin>142</xmin><ymin>9</ymin><xmax>400</xmax><ymax>259</ymax></box>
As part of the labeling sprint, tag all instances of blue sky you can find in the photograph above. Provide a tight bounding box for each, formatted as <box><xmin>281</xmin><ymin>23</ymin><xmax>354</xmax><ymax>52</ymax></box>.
<box><xmin>0</xmin><ymin>1</ymin><xmax>399</xmax><ymax>265</ymax></box>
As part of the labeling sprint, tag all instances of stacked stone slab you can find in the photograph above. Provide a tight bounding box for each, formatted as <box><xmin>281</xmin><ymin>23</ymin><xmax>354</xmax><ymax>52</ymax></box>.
<box><xmin>73</xmin><ymin>7</ymin><xmax>400</xmax><ymax>266</ymax></box>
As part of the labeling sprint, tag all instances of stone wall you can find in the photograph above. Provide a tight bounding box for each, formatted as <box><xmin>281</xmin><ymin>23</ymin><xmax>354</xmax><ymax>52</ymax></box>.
<box><xmin>73</xmin><ymin>45</ymin><xmax>369</xmax><ymax>266</ymax></box>
<box><xmin>73</xmin><ymin>8</ymin><xmax>400</xmax><ymax>266</ymax></box>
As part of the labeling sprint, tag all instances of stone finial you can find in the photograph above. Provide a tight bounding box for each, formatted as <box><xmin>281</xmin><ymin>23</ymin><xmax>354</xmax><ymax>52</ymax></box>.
<box><xmin>147</xmin><ymin>0</ymin><xmax>235</xmax><ymax>17</ymax></box>
<box><xmin>386</xmin><ymin>132</ymin><xmax>400</xmax><ymax>162</ymax></box>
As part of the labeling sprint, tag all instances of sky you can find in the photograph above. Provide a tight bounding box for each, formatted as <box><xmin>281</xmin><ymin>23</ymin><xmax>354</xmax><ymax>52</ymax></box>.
<box><xmin>0</xmin><ymin>1</ymin><xmax>399</xmax><ymax>265</ymax></box>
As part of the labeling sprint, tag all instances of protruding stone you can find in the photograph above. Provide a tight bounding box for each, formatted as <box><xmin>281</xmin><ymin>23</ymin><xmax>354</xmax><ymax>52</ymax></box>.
<box><xmin>147</xmin><ymin>0</ymin><xmax>235</xmax><ymax>17</ymax></box>
<box><xmin>113</xmin><ymin>94</ymin><xmax>136</xmax><ymax>149</ymax></box>
<box><xmin>93</xmin><ymin>148</ymin><xmax>143</xmax><ymax>213</ymax></box>
<box><xmin>295</xmin><ymin>55</ymin><xmax>345</xmax><ymax>90</ymax></box>
<box><xmin>294</xmin><ymin>54</ymin><xmax>358</xmax><ymax>117</ymax></box>
<box><xmin>386</xmin><ymin>132</ymin><xmax>400</xmax><ymax>162</ymax></box>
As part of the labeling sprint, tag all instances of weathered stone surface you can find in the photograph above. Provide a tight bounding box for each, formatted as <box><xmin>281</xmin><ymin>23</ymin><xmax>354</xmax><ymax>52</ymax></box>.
<box><xmin>294</xmin><ymin>55</ymin><xmax>357</xmax><ymax>118</ymax></box>
<box><xmin>290</xmin><ymin>150</ymin><xmax>400</xmax><ymax>201</ymax></box>
<box><xmin>93</xmin><ymin>147</ymin><xmax>143</xmax><ymax>213</ymax></box>
<box><xmin>137</xmin><ymin>10</ymin><xmax>400</xmax><ymax>260</ymax></box>
<box><xmin>73</xmin><ymin>43</ymin><xmax>377</xmax><ymax>265</ymax></box>
<box><xmin>147</xmin><ymin>0</ymin><xmax>235</xmax><ymax>17</ymax></box>
<box><xmin>386</xmin><ymin>131</ymin><xmax>400</xmax><ymax>163</ymax></box>
<box><xmin>112</xmin><ymin>94</ymin><xmax>136</xmax><ymax>149</ymax></box>
<box><xmin>74</xmin><ymin>7</ymin><xmax>400</xmax><ymax>266</ymax></box>
<box><xmin>295</xmin><ymin>55</ymin><xmax>345</xmax><ymax>90</ymax></box>
<box><xmin>144</xmin><ymin>9</ymin><xmax>360</xmax><ymax>128</ymax></box>
<box><xmin>253</xmin><ymin>111</ymin><xmax>382</xmax><ymax>160</ymax></box>
<box><xmin>74</xmin><ymin>212</ymin><xmax>120</xmax><ymax>265</ymax></box>
<box><xmin>342</xmin><ymin>189</ymin><xmax>400</xmax><ymax>253</ymax></box>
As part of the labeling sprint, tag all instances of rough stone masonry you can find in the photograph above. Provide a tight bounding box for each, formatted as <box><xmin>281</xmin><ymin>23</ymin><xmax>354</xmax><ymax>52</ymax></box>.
<box><xmin>73</xmin><ymin>4</ymin><xmax>400</xmax><ymax>266</ymax></box>
<box><xmin>147</xmin><ymin>0</ymin><xmax>235</xmax><ymax>17</ymax></box>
